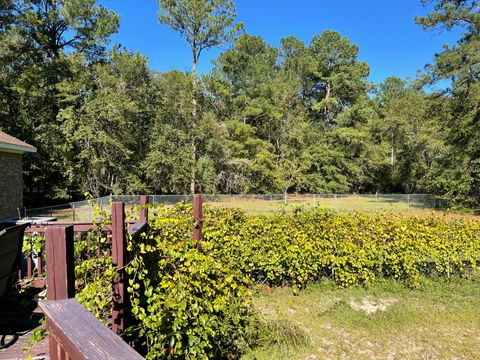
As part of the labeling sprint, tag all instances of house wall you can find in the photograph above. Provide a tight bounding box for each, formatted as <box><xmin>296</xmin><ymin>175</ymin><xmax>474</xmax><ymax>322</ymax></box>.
<box><xmin>0</xmin><ymin>151</ymin><xmax>23</xmax><ymax>218</ymax></box>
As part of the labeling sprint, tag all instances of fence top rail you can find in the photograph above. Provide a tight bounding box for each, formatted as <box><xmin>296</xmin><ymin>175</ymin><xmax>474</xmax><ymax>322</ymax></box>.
<box><xmin>40</xmin><ymin>299</ymin><xmax>144</xmax><ymax>360</ymax></box>
<box><xmin>23</xmin><ymin>221</ymin><xmax>139</xmax><ymax>234</ymax></box>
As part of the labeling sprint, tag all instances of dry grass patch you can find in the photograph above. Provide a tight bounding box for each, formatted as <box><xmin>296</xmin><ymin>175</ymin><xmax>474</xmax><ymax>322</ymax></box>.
<box><xmin>245</xmin><ymin>276</ymin><xmax>480</xmax><ymax>360</ymax></box>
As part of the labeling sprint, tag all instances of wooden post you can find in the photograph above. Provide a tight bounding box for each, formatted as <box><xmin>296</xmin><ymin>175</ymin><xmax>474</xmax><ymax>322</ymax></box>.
<box><xmin>86</xmin><ymin>233</ymin><xmax>91</xmax><ymax>259</ymax></box>
<box><xmin>140</xmin><ymin>195</ymin><xmax>149</xmax><ymax>223</ymax></box>
<box><xmin>45</xmin><ymin>226</ymin><xmax>76</xmax><ymax>300</ymax></box>
<box><xmin>193</xmin><ymin>194</ymin><xmax>203</xmax><ymax>249</ymax></box>
<box><xmin>107</xmin><ymin>232</ymin><xmax>112</xmax><ymax>258</ymax></box>
<box><xmin>111</xmin><ymin>202</ymin><xmax>126</xmax><ymax>335</ymax></box>
<box><xmin>76</xmin><ymin>233</ymin><xmax>82</xmax><ymax>263</ymax></box>
<box><xmin>37</xmin><ymin>251</ymin><xmax>43</xmax><ymax>278</ymax></box>
<box><xmin>27</xmin><ymin>236</ymin><xmax>33</xmax><ymax>278</ymax></box>
<box><xmin>45</xmin><ymin>225</ymin><xmax>75</xmax><ymax>360</ymax></box>
<box><xmin>27</xmin><ymin>251</ymin><xmax>33</xmax><ymax>279</ymax></box>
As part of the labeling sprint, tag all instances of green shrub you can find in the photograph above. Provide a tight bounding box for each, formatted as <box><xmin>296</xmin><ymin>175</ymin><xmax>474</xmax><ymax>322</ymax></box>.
<box><xmin>75</xmin><ymin>204</ymin><xmax>118</xmax><ymax>324</ymax></box>
<box><xmin>67</xmin><ymin>202</ymin><xmax>480</xmax><ymax>359</ymax></box>
<box><xmin>126</xmin><ymin>229</ymin><xmax>258</xmax><ymax>360</ymax></box>
<box><xmin>149</xmin><ymin>204</ymin><xmax>480</xmax><ymax>288</ymax></box>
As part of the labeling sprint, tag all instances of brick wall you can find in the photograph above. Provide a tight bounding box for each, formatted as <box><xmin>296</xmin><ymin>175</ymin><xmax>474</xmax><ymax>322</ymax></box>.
<box><xmin>0</xmin><ymin>151</ymin><xmax>23</xmax><ymax>218</ymax></box>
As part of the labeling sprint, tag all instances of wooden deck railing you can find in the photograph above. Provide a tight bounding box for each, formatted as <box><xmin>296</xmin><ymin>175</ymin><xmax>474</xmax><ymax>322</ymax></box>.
<box><xmin>41</xmin><ymin>198</ymin><xmax>150</xmax><ymax>359</ymax></box>
<box><xmin>40</xmin><ymin>299</ymin><xmax>144</xmax><ymax>360</ymax></box>
<box><xmin>18</xmin><ymin>196</ymin><xmax>150</xmax><ymax>281</ymax></box>
<box><xmin>21</xmin><ymin>194</ymin><xmax>203</xmax><ymax>359</ymax></box>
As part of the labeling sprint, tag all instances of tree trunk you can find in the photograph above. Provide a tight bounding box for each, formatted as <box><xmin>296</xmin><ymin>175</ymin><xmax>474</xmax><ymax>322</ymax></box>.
<box><xmin>391</xmin><ymin>133</ymin><xmax>395</xmax><ymax>166</ymax></box>
<box><xmin>323</xmin><ymin>81</ymin><xmax>331</xmax><ymax>123</ymax></box>
<box><xmin>190</xmin><ymin>57</ymin><xmax>198</xmax><ymax>195</ymax></box>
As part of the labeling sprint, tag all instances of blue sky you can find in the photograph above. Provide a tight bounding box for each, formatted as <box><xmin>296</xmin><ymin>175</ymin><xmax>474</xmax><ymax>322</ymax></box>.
<box><xmin>99</xmin><ymin>0</ymin><xmax>461</xmax><ymax>85</ymax></box>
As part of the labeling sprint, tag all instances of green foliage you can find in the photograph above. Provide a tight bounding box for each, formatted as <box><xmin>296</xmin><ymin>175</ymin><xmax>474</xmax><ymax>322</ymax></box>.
<box><xmin>75</xmin><ymin>199</ymin><xmax>118</xmax><ymax>324</ymax></box>
<box><xmin>157</xmin><ymin>0</ymin><xmax>244</xmax><ymax>194</ymax></box>
<box><xmin>59</xmin><ymin>48</ymin><xmax>152</xmax><ymax>196</ymax></box>
<box><xmin>415</xmin><ymin>0</ymin><xmax>480</xmax><ymax>210</ymax></box>
<box><xmin>151</xmin><ymin>204</ymin><xmax>480</xmax><ymax>289</ymax></box>
<box><xmin>29</xmin><ymin>201</ymin><xmax>480</xmax><ymax>358</ymax></box>
<box><xmin>142</xmin><ymin>71</ymin><xmax>195</xmax><ymax>194</ymax></box>
<box><xmin>0</xmin><ymin>0</ymin><xmax>119</xmax><ymax>200</ymax></box>
<box><xmin>158</xmin><ymin>0</ymin><xmax>244</xmax><ymax>64</ymax></box>
<box><xmin>416</xmin><ymin>0</ymin><xmax>480</xmax><ymax>84</ymax></box>
<box><xmin>2</xmin><ymin>0</ymin><xmax>479</xmax><ymax>210</ymax></box>
<box><xmin>308</xmin><ymin>30</ymin><xmax>371</xmax><ymax>123</ymax></box>
<box><xmin>75</xmin><ymin>256</ymin><xmax>117</xmax><ymax>324</ymax></box>
<box><xmin>125</xmin><ymin>213</ymin><xmax>257</xmax><ymax>359</ymax></box>
<box><xmin>24</xmin><ymin>318</ymin><xmax>46</xmax><ymax>354</ymax></box>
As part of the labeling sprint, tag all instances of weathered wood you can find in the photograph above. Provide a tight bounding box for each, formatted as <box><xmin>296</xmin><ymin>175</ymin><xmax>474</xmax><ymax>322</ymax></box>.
<box><xmin>76</xmin><ymin>232</ymin><xmax>82</xmax><ymax>263</ymax></box>
<box><xmin>193</xmin><ymin>194</ymin><xmax>203</xmax><ymax>249</ymax></box>
<box><xmin>25</xmin><ymin>222</ymin><xmax>98</xmax><ymax>234</ymax></box>
<box><xmin>26</xmin><ymin>250</ymin><xmax>33</xmax><ymax>279</ymax></box>
<box><xmin>106</xmin><ymin>231</ymin><xmax>112</xmax><ymax>257</ymax></box>
<box><xmin>45</xmin><ymin>226</ymin><xmax>75</xmax><ymax>300</ymax></box>
<box><xmin>86</xmin><ymin>233</ymin><xmax>91</xmax><ymax>259</ymax></box>
<box><xmin>24</xmin><ymin>222</ymin><xmax>134</xmax><ymax>234</ymax></box>
<box><xmin>128</xmin><ymin>221</ymin><xmax>148</xmax><ymax>239</ymax></box>
<box><xmin>37</xmin><ymin>251</ymin><xmax>43</xmax><ymax>277</ymax></box>
<box><xmin>40</xmin><ymin>299</ymin><xmax>144</xmax><ymax>360</ymax></box>
<box><xmin>45</xmin><ymin>225</ymin><xmax>75</xmax><ymax>360</ymax></box>
<box><xmin>139</xmin><ymin>195</ymin><xmax>149</xmax><ymax>223</ymax></box>
<box><xmin>111</xmin><ymin>202</ymin><xmax>127</xmax><ymax>334</ymax></box>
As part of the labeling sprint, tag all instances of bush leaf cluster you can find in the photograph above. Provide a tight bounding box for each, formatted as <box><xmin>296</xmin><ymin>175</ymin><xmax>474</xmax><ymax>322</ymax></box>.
<box><xmin>153</xmin><ymin>204</ymin><xmax>480</xmax><ymax>288</ymax></box>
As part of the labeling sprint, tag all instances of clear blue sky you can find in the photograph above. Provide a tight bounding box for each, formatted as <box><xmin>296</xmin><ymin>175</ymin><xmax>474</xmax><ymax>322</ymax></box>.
<box><xmin>99</xmin><ymin>0</ymin><xmax>461</xmax><ymax>85</ymax></box>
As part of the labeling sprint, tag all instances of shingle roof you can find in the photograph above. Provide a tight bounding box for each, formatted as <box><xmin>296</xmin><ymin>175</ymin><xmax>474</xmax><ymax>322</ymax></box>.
<box><xmin>0</xmin><ymin>131</ymin><xmax>36</xmax><ymax>153</ymax></box>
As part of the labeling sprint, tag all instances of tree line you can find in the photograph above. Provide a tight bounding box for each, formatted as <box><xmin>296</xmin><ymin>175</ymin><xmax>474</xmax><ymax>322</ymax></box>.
<box><xmin>0</xmin><ymin>0</ymin><xmax>478</xmax><ymax>210</ymax></box>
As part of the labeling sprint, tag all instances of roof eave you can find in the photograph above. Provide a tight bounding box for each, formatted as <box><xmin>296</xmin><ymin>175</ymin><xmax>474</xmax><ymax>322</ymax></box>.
<box><xmin>0</xmin><ymin>142</ymin><xmax>37</xmax><ymax>154</ymax></box>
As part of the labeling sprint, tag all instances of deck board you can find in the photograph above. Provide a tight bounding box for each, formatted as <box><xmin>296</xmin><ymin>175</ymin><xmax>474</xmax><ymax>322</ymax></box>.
<box><xmin>0</xmin><ymin>331</ymin><xmax>49</xmax><ymax>360</ymax></box>
<box><xmin>0</xmin><ymin>308</ymin><xmax>49</xmax><ymax>360</ymax></box>
<box><xmin>0</xmin><ymin>285</ymin><xmax>49</xmax><ymax>360</ymax></box>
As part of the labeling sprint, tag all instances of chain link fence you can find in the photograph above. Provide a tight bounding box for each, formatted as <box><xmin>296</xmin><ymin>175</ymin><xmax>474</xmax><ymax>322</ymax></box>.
<box><xmin>23</xmin><ymin>194</ymin><xmax>443</xmax><ymax>222</ymax></box>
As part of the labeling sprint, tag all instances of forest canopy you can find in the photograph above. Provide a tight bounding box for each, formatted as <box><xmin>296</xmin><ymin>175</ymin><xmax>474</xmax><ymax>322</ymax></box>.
<box><xmin>0</xmin><ymin>0</ymin><xmax>479</xmax><ymax>210</ymax></box>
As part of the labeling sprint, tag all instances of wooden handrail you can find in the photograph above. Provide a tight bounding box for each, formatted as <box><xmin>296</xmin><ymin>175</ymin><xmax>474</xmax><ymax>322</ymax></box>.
<box><xmin>40</xmin><ymin>299</ymin><xmax>144</xmax><ymax>360</ymax></box>
<box><xmin>128</xmin><ymin>221</ymin><xmax>148</xmax><ymax>238</ymax></box>
<box><xmin>25</xmin><ymin>222</ymin><xmax>132</xmax><ymax>234</ymax></box>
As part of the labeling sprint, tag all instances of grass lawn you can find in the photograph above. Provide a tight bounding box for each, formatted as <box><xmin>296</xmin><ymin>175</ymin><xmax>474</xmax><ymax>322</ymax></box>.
<box><xmin>246</xmin><ymin>275</ymin><xmax>480</xmax><ymax>359</ymax></box>
<box><xmin>31</xmin><ymin>194</ymin><xmax>479</xmax><ymax>220</ymax></box>
<box><xmin>205</xmin><ymin>195</ymin><xmax>432</xmax><ymax>215</ymax></box>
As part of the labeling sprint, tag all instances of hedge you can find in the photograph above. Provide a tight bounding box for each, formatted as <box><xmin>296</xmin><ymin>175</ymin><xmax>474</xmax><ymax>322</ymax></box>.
<box><xmin>148</xmin><ymin>204</ymin><xmax>480</xmax><ymax>288</ymax></box>
<box><xmin>77</xmin><ymin>203</ymin><xmax>480</xmax><ymax>359</ymax></box>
